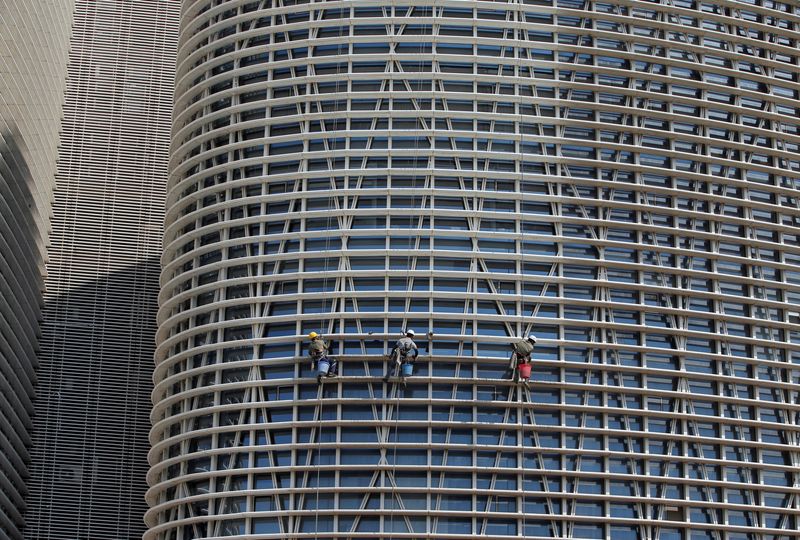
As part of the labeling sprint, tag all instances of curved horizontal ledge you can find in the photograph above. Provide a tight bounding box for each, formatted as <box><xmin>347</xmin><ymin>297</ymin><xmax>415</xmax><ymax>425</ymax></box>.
<box><xmin>145</xmin><ymin>442</ymin><xmax>800</xmax><ymax>492</ymax></box>
<box><xmin>155</xmin><ymin>292</ymin><xmax>797</xmax><ymax>346</ymax></box>
<box><xmin>144</xmin><ymin>464</ymin><xmax>800</xmax><ymax>503</ymax></box>
<box><xmin>172</xmin><ymin>72</ymin><xmax>800</xmax><ymax>147</ymax></box>
<box><xmin>148</xmin><ymin>386</ymin><xmax>800</xmax><ymax>447</ymax></box>
<box><xmin>156</xmin><ymin>260</ymin><xmax>800</xmax><ymax>320</ymax></box>
<box><xmin>167</xmin><ymin>153</ymin><xmax>797</xmax><ymax>212</ymax></box>
<box><xmin>166</xmin><ymin>140</ymin><xmax>800</xmax><ymax>206</ymax></box>
<box><xmin>160</xmin><ymin>218</ymin><xmax>800</xmax><ymax>275</ymax></box>
<box><xmin>178</xmin><ymin>0</ymin><xmax>800</xmax><ymax>47</ymax></box>
<box><xmin>174</xmin><ymin>34</ymin><xmax>800</xmax><ymax>107</ymax></box>
<box><xmin>147</xmin><ymin>404</ymin><xmax>800</xmax><ymax>463</ymax></box>
<box><xmin>151</xmin><ymin>376</ymin><xmax>800</xmax><ymax>421</ymax></box>
<box><xmin>170</xmin><ymin>135</ymin><xmax>800</xmax><ymax>192</ymax></box>
<box><xmin>165</xmin><ymin>173</ymin><xmax>800</xmax><ymax>238</ymax></box>
<box><xmin>177</xmin><ymin>127</ymin><xmax>799</xmax><ymax>170</ymax></box>
<box><xmin>144</xmin><ymin>505</ymin><xmax>798</xmax><ymax>540</ymax></box>
<box><xmin>156</xmin><ymin>280</ymin><xmax>797</xmax><ymax>344</ymax></box>
<box><xmin>149</xmin><ymin>369</ymin><xmax>800</xmax><ymax>421</ymax></box>
<box><xmin>178</xmin><ymin>21</ymin><xmax>800</xmax><ymax>93</ymax></box>
<box><xmin>143</xmin><ymin>489</ymin><xmax>800</xmax><ymax>534</ymax></box>
<box><xmin>145</xmin><ymin>458</ymin><xmax>800</xmax><ymax>506</ymax></box>
<box><xmin>157</xmin><ymin>273</ymin><xmax>797</xmax><ymax>327</ymax></box>
<box><xmin>178</xmin><ymin>1</ymin><xmax>800</xmax><ymax>74</ymax></box>
<box><xmin>175</xmin><ymin>1</ymin><xmax>800</xmax><ymax>95</ymax></box>
<box><xmin>171</xmin><ymin>96</ymin><xmax>800</xmax><ymax>163</ymax></box>
<box><xmin>154</xmin><ymin>306</ymin><xmax>799</xmax><ymax>357</ymax></box>
<box><xmin>150</xmin><ymin>351</ymin><xmax>800</xmax><ymax>404</ymax></box>
<box><xmin>167</xmin><ymin>159</ymin><xmax>800</xmax><ymax>219</ymax></box>
<box><xmin>153</xmin><ymin>311</ymin><xmax>800</xmax><ymax>367</ymax></box>
<box><xmin>171</xmin><ymin>127</ymin><xmax>800</xmax><ymax>186</ymax></box>
<box><xmin>152</xmin><ymin>377</ymin><xmax>797</xmax><ymax>418</ymax></box>
<box><xmin>174</xmin><ymin>122</ymin><xmax>797</xmax><ymax>174</ymax></box>
<box><xmin>175</xmin><ymin>33</ymin><xmax>800</xmax><ymax>108</ymax></box>
<box><xmin>171</xmin><ymin>80</ymin><xmax>800</xmax><ymax>165</ymax></box>
<box><xmin>152</xmin><ymin>336</ymin><xmax>800</xmax><ymax>385</ymax></box>
<box><xmin>159</xmin><ymin>241</ymin><xmax>800</xmax><ymax>294</ymax></box>
<box><xmin>148</xmin><ymin>393</ymin><xmax>800</xmax><ymax>449</ymax></box>
<box><xmin>163</xmin><ymin>188</ymin><xmax>800</xmax><ymax>247</ymax></box>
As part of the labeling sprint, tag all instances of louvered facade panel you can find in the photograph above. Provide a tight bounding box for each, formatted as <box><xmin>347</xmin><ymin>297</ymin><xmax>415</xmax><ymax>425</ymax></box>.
<box><xmin>22</xmin><ymin>1</ymin><xmax>179</xmax><ymax>539</ymax></box>
<box><xmin>0</xmin><ymin>1</ymin><xmax>73</xmax><ymax>538</ymax></box>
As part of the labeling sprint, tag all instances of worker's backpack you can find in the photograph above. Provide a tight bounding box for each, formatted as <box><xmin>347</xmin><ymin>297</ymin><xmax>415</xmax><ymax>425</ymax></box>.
<box><xmin>515</xmin><ymin>339</ymin><xmax>534</xmax><ymax>355</ymax></box>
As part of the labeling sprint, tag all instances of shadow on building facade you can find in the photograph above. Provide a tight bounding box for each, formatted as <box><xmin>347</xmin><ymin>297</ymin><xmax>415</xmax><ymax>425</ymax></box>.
<box><xmin>24</xmin><ymin>257</ymin><xmax>160</xmax><ymax>540</ymax></box>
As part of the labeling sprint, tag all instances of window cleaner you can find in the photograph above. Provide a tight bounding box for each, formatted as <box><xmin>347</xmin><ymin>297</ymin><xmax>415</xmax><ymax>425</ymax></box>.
<box><xmin>509</xmin><ymin>335</ymin><xmax>537</xmax><ymax>384</ymax></box>
<box><xmin>308</xmin><ymin>332</ymin><xmax>337</xmax><ymax>383</ymax></box>
<box><xmin>384</xmin><ymin>329</ymin><xmax>419</xmax><ymax>382</ymax></box>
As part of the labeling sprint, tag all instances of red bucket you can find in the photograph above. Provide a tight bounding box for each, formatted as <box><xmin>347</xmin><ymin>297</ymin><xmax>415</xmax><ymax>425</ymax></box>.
<box><xmin>517</xmin><ymin>363</ymin><xmax>532</xmax><ymax>379</ymax></box>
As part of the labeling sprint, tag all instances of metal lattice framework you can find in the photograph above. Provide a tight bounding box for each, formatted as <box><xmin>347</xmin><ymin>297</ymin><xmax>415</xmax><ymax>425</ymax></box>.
<box><xmin>147</xmin><ymin>1</ymin><xmax>800</xmax><ymax>539</ymax></box>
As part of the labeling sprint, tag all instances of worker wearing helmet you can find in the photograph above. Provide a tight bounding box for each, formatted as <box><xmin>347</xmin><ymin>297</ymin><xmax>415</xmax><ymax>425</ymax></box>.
<box><xmin>384</xmin><ymin>330</ymin><xmax>419</xmax><ymax>382</ymax></box>
<box><xmin>308</xmin><ymin>332</ymin><xmax>337</xmax><ymax>378</ymax></box>
<box><xmin>510</xmin><ymin>335</ymin><xmax>537</xmax><ymax>382</ymax></box>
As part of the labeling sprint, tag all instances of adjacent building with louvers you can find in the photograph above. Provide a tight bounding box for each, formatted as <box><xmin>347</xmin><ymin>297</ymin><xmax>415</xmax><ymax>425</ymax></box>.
<box><xmin>0</xmin><ymin>2</ymin><xmax>73</xmax><ymax>538</ymax></box>
<box><xmin>22</xmin><ymin>1</ymin><xmax>179</xmax><ymax>539</ymax></box>
<box><xmin>148</xmin><ymin>1</ymin><xmax>800</xmax><ymax>539</ymax></box>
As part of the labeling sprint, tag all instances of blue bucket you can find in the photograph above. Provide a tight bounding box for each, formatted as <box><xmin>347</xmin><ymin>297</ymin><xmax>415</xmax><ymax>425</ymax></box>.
<box><xmin>317</xmin><ymin>358</ymin><xmax>330</xmax><ymax>376</ymax></box>
<box><xmin>401</xmin><ymin>363</ymin><xmax>413</xmax><ymax>377</ymax></box>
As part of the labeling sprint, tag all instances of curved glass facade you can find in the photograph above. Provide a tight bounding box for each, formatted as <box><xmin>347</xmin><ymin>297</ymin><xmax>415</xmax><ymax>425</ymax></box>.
<box><xmin>147</xmin><ymin>1</ymin><xmax>800</xmax><ymax>539</ymax></box>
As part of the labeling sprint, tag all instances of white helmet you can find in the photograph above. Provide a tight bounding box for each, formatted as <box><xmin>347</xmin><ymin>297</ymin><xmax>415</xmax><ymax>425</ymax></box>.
<box><xmin>405</xmin><ymin>329</ymin><xmax>416</xmax><ymax>336</ymax></box>
<box><xmin>527</xmin><ymin>335</ymin><xmax>537</xmax><ymax>344</ymax></box>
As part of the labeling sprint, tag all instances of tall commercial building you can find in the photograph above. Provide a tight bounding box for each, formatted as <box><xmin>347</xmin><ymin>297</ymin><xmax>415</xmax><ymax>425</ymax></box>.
<box><xmin>0</xmin><ymin>2</ymin><xmax>73</xmax><ymax>538</ymax></box>
<box><xmin>22</xmin><ymin>1</ymin><xmax>179</xmax><ymax>539</ymax></box>
<box><xmin>148</xmin><ymin>2</ymin><xmax>800</xmax><ymax>539</ymax></box>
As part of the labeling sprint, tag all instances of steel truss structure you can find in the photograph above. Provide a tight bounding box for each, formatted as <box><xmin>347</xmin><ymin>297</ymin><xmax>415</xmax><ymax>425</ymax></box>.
<box><xmin>147</xmin><ymin>1</ymin><xmax>800</xmax><ymax>539</ymax></box>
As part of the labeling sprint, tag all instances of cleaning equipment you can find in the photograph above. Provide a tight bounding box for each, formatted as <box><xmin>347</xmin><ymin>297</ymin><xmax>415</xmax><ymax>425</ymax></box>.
<box><xmin>518</xmin><ymin>363</ymin><xmax>532</xmax><ymax>380</ymax></box>
<box><xmin>401</xmin><ymin>363</ymin><xmax>413</xmax><ymax>377</ymax></box>
<box><xmin>317</xmin><ymin>358</ymin><xmax>331</xmax><ymax>377</ymax></box>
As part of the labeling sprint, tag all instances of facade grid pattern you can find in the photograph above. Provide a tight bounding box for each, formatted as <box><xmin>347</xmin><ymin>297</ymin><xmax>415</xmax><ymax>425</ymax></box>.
<box><xmin>149</xmin><ymin>1</ymin><xmax>800</xmax><ymax>539</ymax></box>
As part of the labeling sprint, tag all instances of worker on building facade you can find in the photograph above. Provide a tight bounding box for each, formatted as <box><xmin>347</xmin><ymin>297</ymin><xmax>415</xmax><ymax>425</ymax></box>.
<box><xmin>384</xmin><ymin>329</ymin><xmax>419</xmax><ymax>382</ymax></box>
<box><xmin>308</xmin><ymin>332</ymin><xmax>337</xmax><ymax>381</ymax></box>
<box><xmin>510</xmin><ymin>335</ymin><xmax>537</xmax><ymax>383</ymax></box>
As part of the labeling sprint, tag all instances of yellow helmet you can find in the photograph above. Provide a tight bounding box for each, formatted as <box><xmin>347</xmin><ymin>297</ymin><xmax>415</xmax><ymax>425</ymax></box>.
<box><xmin>308</xmin><ymin>332</ymin><xmax>318</xmax><ymax>340</ymax></box>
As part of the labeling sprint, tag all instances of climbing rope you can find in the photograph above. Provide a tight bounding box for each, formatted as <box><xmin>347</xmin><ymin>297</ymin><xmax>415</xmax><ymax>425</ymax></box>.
<box><xmin>388</xmin><ymin>5</ymin><xmax>427</xmax><ymax>535</ymax></box>
<box><xmin>387</xmin><ymin>368</ymin><xmax>404</xmax><ymax>537</ymax></box>
<box><xmin>317</xmin><ymin>12</ymin><xmax>346</xmax><ymax>337</ymax></box>
<box><xmin>311</xmin><ymin>10</ymin><xmax>348</xmax><ymax>536</ymax></box>
<box><xmin>426</xmin><ymin>0</ymin><xmax>436</xmax><ymax>365</ymax></box>
<box><xmin>512</xmin><ymin>1</ymin><xmax>530</xmax><ymax>535</ymax></box>
<box><xmin>313</xmin><ymin>384</ymin><xmax>324</xmax><ymax>534</ymax></box>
